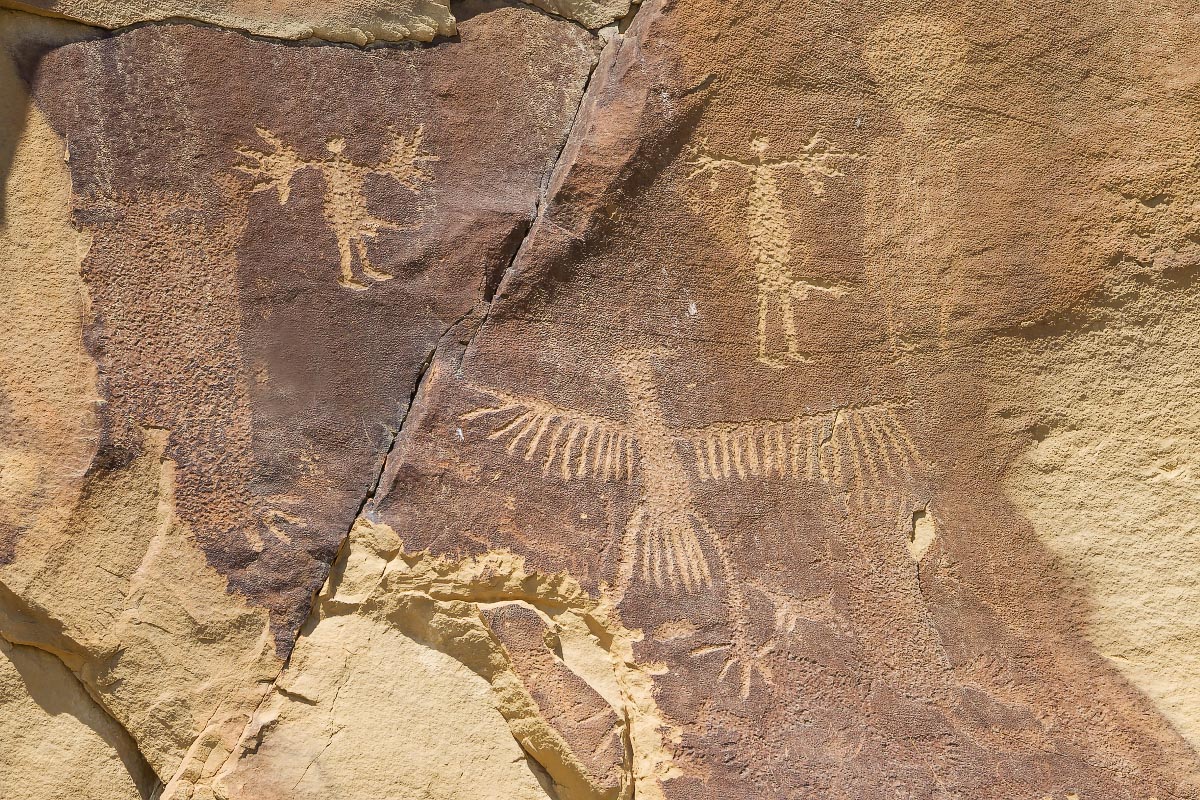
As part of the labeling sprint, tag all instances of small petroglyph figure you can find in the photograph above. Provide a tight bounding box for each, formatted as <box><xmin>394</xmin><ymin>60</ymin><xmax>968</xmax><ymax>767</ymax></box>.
<box><xmin>236</xmin><ymin>127</ymin><xmax>437</xmax><ymax>290</ymax></box>
<box><xmin>689</xmin><ymin>135</ymin><xmax>861</xmax><ymax>368</ymax></box>
<box><xmin>245</xmin><ymin>501</ymin><xmax>308</xmax><ymax>553</ymax></box>
<box><xmin>461</xmin><ymin>349</ymin><xmax>926</xmax><ymax>700</ymax></box>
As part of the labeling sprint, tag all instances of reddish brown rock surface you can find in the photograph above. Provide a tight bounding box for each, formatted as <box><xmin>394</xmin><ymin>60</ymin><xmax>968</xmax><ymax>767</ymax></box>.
<box><xmin>2</xmin><ymin>1</ymin><xmax>1200</xmax><ymax>798</ymax></box>
<box><xmin>30</xmin><ymin>3</ymin><xmax>597</xmax><ymax>650</ymax></box>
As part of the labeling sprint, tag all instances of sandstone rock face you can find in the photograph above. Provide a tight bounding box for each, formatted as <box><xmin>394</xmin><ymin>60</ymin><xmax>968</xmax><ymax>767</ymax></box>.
<box><xmin>1</xmin><ymin>0</ymin><xmax>457</xmax><ymax>44</ymax></box>
<box><xmin>0</xmin><ymin>0</ymin><xmax>631</xmax><ymax>43</ymax></box>
<box><xmin>2</xmin><ymin>1</ymin><xmax>1200</xmax><ymax>799</ymax></box>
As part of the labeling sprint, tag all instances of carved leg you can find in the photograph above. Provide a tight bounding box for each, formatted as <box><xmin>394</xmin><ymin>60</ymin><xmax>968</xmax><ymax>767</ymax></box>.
<box><xmin>756</xmin><ymin>290</ymin><xmax>785</xmax><ymax>369</ymax></box>
<box><xmin>355</xmin><ymin>235</ymin><xmax>394</xmax><ymax>283</ymax></box>
<box><xmin>753</xmin><ymin>292</ymin><xmax>792</xmax><ymax>371</ymax></box>
<box><xmin>782</xmin><ymin>286</ymin><xmax>816</xmax><ymax>363</ymax></box>
<box><xmin>782</xmin><ymin>290</ymin><xmax>802</xmax><ymax>360</ymax></box>
<box><xmin>355</xmin><ymin>230</ymin><xmax>393</xmax><ymax>283</ymax></box>
<box><xmin>336</xmin><ymin>232</ymin><xmax>367</xmax><ymax>290</ymax></box>
<box><xmin>697</xmin><ymin>514</ymin><xmax>767</xmax><ymax>700</ymax></box>
<box><xmin>611</xmin><ymin>506</ymin><xmax>647</xmax><ymax>606</ymax></box>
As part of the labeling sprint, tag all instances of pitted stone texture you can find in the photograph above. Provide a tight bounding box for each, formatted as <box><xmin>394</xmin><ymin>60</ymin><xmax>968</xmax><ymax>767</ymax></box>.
<box><xmin>368</xmin><ymin>1</ymin><xmax>1200</xmax><ymax>798</ymax></box>
<box><xmin>23</xmin><ymin>4</ymin><xmax>597</xmax><ymax>653</ymax></box>
<box><xmin>0</xmin><ymin>0</ymin><xmax>635</xmax><ymax>42</ymax></box>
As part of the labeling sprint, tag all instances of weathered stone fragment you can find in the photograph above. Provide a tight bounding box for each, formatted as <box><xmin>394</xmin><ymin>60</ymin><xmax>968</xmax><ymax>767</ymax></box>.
<box><xmin>0</xmin><ymin>639</ymin><xmax>156</xmax><ymax>799</ymax></box>
<box><xmin>208</xmin><ymin>517</ymin><xmax>672</xmax><ymax>800</ymax></box>
<box><xmin>2</xmin><ymin>0</ymin><xmax>458</xmax><ymax>44</ymax></box>
<box><xmin>482</xmin><ymin>603</ymin><xmax>627</xmax><ymax>796</ymax></box>
<box><xmin>0</xmin><ymin>0</ymin><xmax>633</xmax><ymax>42</ymax></box>
<box><xmin>523</xmin><ymin>0</ymin><xmax>631</xmax><ymax>30</ymax></box>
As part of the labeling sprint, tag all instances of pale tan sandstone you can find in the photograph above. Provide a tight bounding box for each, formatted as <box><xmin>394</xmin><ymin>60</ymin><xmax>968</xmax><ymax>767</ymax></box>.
<box><xmin>0</xmin><ymin>639</ymin><xmax>153</xmax><ymax>798</ymax></box>
<box><xmin>998</xmin><ymin>87</ymin><xmax>1200</xmax><ymax>746</ymax></box>
<box><xmin>992</xmin><ymin>0</ymin><xmax>1200</xmax><ymax>757</ymax></box>
<box><xmin>0</xmin><ymin>17</ymin><xmax>147</xmax><ymax>797</ymax></box>
<box><xmin>1</xmin><ymin>427</ymin><xmax>280</xmax><ymax>797</ymax></box>
<box><xmin>523</xmin><ymin>0</ymin><xmax>630</xmax><ymax>30</ymax></box>
<box><xmin>0</xmin><ymin>0</ymin><xmax>457</xmax><ymax>44</ymax></box>
<box><xmin>0</xmin><ymin>9</ymin><xmax>97</xmax><ymax>568</ymax></box>
<box><xmin>1003</xmin><ymin>274</ymin><xmax>1200</xmax><ymax>750</ymax></box>
<box><xmin>209</xmin><ymin>517</ymin><xmax>678</xmax><ymax>800</ymax></box>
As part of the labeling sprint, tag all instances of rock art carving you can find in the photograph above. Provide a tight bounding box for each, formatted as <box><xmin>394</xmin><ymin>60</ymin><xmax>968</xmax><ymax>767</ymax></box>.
<box><xmin>9</xmin><ymin>0</ymin><xmax>1200</xmax><ymax>795</ymax></box>
<box><xmin>461</xmin><ymin>349</ymin><xmax>926</xmax><ymax>698</ymax></box>
<box><xmin>688</xmin><ymin>135</ymin><xmax>862</xmax><ymax>367</ymax></box>
<box><xmin>685</xmin><ymin>402</ymin><xmax>925</xmax><ymax>517</ymax></box>
<box><xmin>236</xmin><ymin>126</ymin><xmax>437</xmax><ymax>289</ymax></box>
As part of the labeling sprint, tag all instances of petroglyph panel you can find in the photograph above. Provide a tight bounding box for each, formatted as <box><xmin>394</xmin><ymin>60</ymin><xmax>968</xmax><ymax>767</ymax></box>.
<box><xmin>1</xmin><ymin>6</ymin><xmax>599</xmax><ymax>797</ymax></box>
<box><xmin>4</xmin><ymin>0</ymin><xmax>1200</xmax><ymax>797</ymax></box>
<box><xmin>463</xmin><ymin>389</ymin><xmax>638</xmax><ymax>483</ymax></box>
<box><xmin>365</xmin><ymin>2</ymin><xmax>1200</xmax><ymax>798</ymax></box>
<box><xmin>237</xmin><ymin>126</ymin><xmax>437</xmax><ymax>289</ymax></box>
<box><xmin>459</xmin><ymin>353</ymin><xmax>930</xmax><ymax>703</ymax></box>
<box><xmin>22</xmin><ymin>6</ymin><xmax>597</xmax><ymax>652</ymax></box>
<box><xmin>688</xmin><ymin>135</ymin><xmax>861</xmax><ymax>367</ymax></box>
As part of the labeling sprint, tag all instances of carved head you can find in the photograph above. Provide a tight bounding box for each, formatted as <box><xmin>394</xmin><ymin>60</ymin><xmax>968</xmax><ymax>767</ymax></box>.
<box><xmin>325</xmin><ymin>137</ymin><xmax>347</xmax><ymax>155</ymax></box>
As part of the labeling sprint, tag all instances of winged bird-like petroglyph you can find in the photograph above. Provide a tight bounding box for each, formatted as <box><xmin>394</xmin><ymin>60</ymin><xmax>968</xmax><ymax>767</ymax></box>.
<box><xmin>460</xmin><ymin>350</ymin><xmax>925</xmax><ymax>699</ymax></box>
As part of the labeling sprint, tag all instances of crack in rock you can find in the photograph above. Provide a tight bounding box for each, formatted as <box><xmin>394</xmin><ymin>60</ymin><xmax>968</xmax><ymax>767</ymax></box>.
<box><xmin>203</xmin><ymin>517</ymin><xmax>681</xmax><ymax>800</ymax></box>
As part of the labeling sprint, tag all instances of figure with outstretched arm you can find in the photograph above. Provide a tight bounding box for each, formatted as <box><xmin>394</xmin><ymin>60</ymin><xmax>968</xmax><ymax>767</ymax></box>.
<box><xmin>689</xmin><ymin>135</ymin><xmax>861</xmax><ymax>367</ymax></box>
<box><xmin>236</xmin><ymin>126</ymin><xmax>437</xmax><ymax>290</ymax></box>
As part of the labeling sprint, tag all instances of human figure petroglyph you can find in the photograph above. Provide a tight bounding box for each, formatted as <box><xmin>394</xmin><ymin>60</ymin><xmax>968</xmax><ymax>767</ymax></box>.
<box><xmin>461</xmin><ymin>349</ymin><xmax>926</xmax><ymax>699</ymax></box>
<box><xmin>236</xmin><ymin>127</ymin><xmax>437</xmax><ymax>290</ymax></box>
<box><xmin>689</xmin><ymin>135</ymin><xmax>862</xmax><ymax>367</ymax></box>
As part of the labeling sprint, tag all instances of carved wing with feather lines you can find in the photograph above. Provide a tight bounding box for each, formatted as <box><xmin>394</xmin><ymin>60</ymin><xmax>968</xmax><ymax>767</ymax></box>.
<box><xmin>679</xmin><ymin>404</ymin><xmax>923</xmax><ymax>490</ymax></box>
<box><xmin>460</xmin><ymin>388</ymin><xmax>638</xmax><ymax>484</ymax></box>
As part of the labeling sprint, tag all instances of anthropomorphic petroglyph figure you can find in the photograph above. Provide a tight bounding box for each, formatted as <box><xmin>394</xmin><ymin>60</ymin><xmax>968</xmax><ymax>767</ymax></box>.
<box><xmin>236</xmin><ymin>127</ymin><xmax>437</xmax><ymax>290</ymax></box>
<box><xmin>461</xmin><ymin>349</ymin><xmax>926</xmax><ymax>698</ymax></box>
<box><xmin>689</xmin><ymin>135</ymin><xmax>861</xmax><ymax>367</ymax></box>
